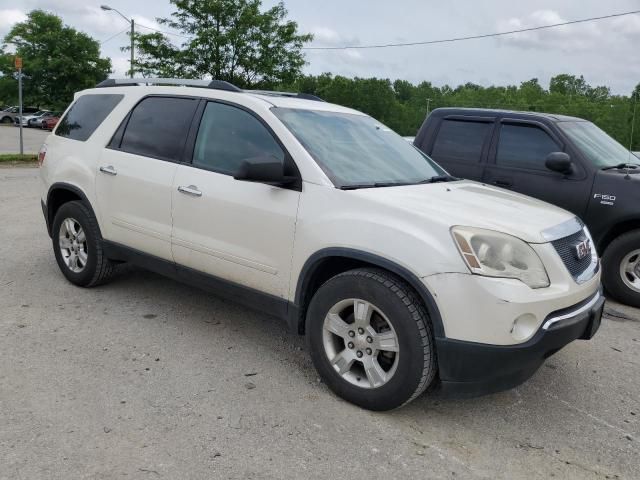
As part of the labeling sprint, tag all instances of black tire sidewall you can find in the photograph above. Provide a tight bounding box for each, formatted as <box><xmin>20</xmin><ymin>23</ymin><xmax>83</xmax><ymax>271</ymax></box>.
<box><xmin>602</xmin><ymin>231</ymin><xmax>640</xmax><ymax>307</ymax></box>
<box><xmin>306</xmin><ymin>271</ymin><xmax>432</xmax><ymax>411</ymax></box>
<box><xmin>51</xmin><ymin>202</ymin><xmax>100</xmax><ymax>287</ymax></box>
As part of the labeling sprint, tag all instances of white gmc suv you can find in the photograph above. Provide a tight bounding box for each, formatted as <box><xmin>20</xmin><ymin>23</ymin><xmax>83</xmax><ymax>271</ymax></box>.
<box><xmin>39</xmin><ymin>79</ymin><xmax>603</xmax><ymax>410</ymax></box>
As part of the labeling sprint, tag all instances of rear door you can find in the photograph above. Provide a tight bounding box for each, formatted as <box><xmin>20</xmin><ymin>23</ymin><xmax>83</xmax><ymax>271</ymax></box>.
<box><xmin>95</xmin><ymin>95</ymin><xmax>199</xmax><ymax>261</ymax></box>
<box><xmin>482</xmin><ymin>119</ymin><xmax>591</xmax><ymax>216</ymax></box>
<box><xmin>171</xmin><ymin>100</ymin><xmax>301</xmax><ymax>298</ymax></box>
<box><xmin>418</xmin><ymin>116</ymin><xmax>494</xmax><ymax>180</ymax></box>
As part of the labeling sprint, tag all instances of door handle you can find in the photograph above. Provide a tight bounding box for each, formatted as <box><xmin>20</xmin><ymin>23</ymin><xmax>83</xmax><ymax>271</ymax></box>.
<box><xmin>177</xmin><ymin>185</ymin><xmax>202</xmax><ymax>197</ymax></box>
<box><xmin>494</xmin><ymin>179</ymin><xmax>512</xmax><ymax>188</ymax></box>
<box><xmin>99</xmin><ymin>165</ymin><xmax>117</xmax><ymax>176</ymax></box>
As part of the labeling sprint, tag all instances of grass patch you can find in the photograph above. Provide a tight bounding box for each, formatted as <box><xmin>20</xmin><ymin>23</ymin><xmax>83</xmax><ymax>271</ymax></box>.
<box><xmin>0</xmin><ymin>153</ymin><xmax>38</xmax><ymax>163</ymax></box>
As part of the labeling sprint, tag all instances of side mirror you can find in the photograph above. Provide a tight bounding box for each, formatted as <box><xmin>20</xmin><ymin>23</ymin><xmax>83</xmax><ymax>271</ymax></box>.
<box><xmin>234</xmin><ymin>155</ymin><xmax>297</xmax><ymax>187</ymax></box>
<box><xmin>545</xmin><ymin>152</ymin><xmax>573</xmax><ymax>175</ymax></box>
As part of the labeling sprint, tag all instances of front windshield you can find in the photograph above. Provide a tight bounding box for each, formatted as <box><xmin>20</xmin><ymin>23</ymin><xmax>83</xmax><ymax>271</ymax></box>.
<box><xmin>558</xmin><ymin>121</ymin><xmax>639</xmax><ymax>168</ymax></box>
<box><xmin>272</xmin><ymin>108</ymin><xmax>446</xmax><ymax>187</ymax></box>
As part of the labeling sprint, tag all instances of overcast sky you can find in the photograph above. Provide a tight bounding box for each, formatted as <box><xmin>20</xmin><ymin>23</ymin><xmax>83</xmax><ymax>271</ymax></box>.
<box><xmin>2</xmin><ymin>0</ymin><xmax>640</xmax><ymax>95</ymax></box>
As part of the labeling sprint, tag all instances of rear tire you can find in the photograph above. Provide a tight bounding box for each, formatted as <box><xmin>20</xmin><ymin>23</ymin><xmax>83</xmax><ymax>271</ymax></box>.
<box><xmin>602</xmin><ymin>230</ymin><xmax>640</xmax><ymax>307</ymax></box>
<box><xmin>306</xmin><ymin>268</ymin><xmax>437</xmax><ymax>411</ymax></box>
<box><xmin>52</xmin><ymin>201</ymin><xmax>115</xmax><ymax>287</ymax></box>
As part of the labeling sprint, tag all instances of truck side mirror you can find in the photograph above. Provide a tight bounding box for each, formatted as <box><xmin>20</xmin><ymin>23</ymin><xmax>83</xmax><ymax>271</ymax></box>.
<box><xmin>545</xmin><ymin>152</ymin><xmax>573</xmax><ymax>175</ymax></box>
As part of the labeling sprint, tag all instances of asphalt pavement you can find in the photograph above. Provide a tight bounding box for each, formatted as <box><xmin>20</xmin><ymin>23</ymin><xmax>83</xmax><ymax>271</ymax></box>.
<box><xmin>0</xmin><ymin>165</ymin><xmax>638</xmax><ymax>480</ymax></box>
<box><xmin>0</xmin><ymin>124</ymin><xmax>49</xmax><ymax>154</ymax></box>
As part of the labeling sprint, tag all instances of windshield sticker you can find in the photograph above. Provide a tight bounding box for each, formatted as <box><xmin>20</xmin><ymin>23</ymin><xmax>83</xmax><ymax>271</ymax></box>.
<box><xmin>594</xmin><ymin>193</ymin><xmax>616</xmax><ymax>206</ymax></box>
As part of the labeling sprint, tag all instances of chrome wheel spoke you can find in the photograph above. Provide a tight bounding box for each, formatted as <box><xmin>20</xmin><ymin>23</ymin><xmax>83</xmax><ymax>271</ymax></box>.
<box><xmin>620</xmin><ymin>249</ymin><xmax>640</xmax><ymax>293</ymax></box>
<box><xmin>331</xmin><ymin>350</ymin><xmax>356</xmax><ymax>375</ymax></box>
<box><xmin>353</xmin><ymin>299</ymin><xmax>373</xmax><ymax>325</ymax></box>
<box><xmin>362</xmin><ymin>356</ymin><xmax>387</xmax><ymax>388</ymax></box>
<box><xmin>372</xmin><ymin>331</ymin><xmax>399</xmax><ymax>353</ymax></box>
<box><xmin>324</xmin><ymin>312</ymin><xmax>350</xmax><ymax>339</ymax></box>
<box><xmin>76</xmin><ymin>229</ymin><xmax>86</xmax><ymax>243</ymax></box>
<box><xmin>59</xmin><ymin>237</ymin><xmax>72</xmax><ymax>250</ymax></box>
<box><xmin>77</xmin><ymin>249</ymin><xmax>88</xmax><ymax>267</ymax></box>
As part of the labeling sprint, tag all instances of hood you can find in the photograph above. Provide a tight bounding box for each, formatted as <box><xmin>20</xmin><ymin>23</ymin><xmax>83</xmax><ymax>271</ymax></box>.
<box><xmin>350</xmin><ymin>180</ymin><xmax>575</xmax><ymax>244</ymax></box>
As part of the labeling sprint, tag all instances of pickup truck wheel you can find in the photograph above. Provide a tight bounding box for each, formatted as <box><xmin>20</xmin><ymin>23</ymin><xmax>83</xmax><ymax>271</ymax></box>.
<box><xmin>602</xmin><ymin>230</ymin><xmax>640</xmax><ymax>307</ymax></box>
<box><xmin>306</xmin><ymin>268</ymin><xmax>436</xmax><ymax>411</ymax></box>
<box><xmin>52</xmin><ymin>201</ymin><xmax>115</xmax><ymax>287</ymax></box>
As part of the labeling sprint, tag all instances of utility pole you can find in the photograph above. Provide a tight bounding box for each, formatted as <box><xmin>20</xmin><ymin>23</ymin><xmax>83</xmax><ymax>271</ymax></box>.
<box><xmin>15</xmin><ymin>56</ymin><xmax>23</xmax><ymax>155</ymax></box>
<box><xmin>101</xmin><ymin>5</ymin><xmax>135</xmax><ymax>78</ymax></box>
<box><xmin>426</xmin><ymin>98</ymin><xmax>432</xmax><ymax>117</ymax></box>
<box><xmin>630</xmin><ymin>92</ymin><xmax>637</xmax><ymax>158</ymax></box>
<box><xmin>130</xmin><ymin>18</ymin><xmax>135</xmax><ymax>78</ymax></box>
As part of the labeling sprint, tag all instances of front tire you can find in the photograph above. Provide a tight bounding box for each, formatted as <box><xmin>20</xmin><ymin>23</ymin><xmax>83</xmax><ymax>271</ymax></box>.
<box><xmin>306</xmin><ymin>268</ymin><xmax>437</xmax><ymax>411</ymax></box>
<box><xmin>602</xmin><ymin>230</ymin><xmax>640</xmax><ymax>307</ymax></box>
<box><xmin>52</xmin><ymin>201</ymin><xmax>115</xmax><ymax>287</ymax></box>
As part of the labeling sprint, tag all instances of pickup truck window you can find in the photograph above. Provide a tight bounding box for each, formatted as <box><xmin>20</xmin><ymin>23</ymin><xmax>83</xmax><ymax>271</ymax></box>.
<box><xmin>558</xmin><ymin>121</ymin><xmax>639</xmax><ymax>168</ymax></box>
<box><xmin>273</xmin><ymin>108</ymin><xmax>445</xmax><ymax>188</ymax></box>
<box><xmin>496</xmin><ymin>124</ymin><xmax>559</xmax><ymax>170</ymax></box>
<box><xmin>431</xmin><ymin>120</ymin><xmax>491</xmax><ymax>164</ymax></box>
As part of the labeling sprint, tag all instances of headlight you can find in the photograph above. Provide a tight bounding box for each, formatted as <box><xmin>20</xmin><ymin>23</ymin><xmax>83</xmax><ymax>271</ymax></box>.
<box><xmin>451</xmin><ymin>226</ymin><xmax>550</xmax><ymax>289</ymax></box>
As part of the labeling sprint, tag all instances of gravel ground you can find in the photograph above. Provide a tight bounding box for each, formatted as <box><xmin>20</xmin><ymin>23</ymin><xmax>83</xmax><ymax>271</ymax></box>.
<box><xmin>1</xmin><ymin>166</ymin><xmax>639</xmax><ymax>480</ymax></box>
<box><xmin>0</xmin><ymin>124</ymin><xmax>49</xmax><ymax>154</ymax></box>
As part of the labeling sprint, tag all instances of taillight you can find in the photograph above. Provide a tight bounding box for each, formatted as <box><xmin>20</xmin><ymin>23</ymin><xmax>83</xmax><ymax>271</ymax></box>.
<box><xmin>38</xmin><ymin>144</ymin><xmax>47</xmax><ymax>167</ymax></box>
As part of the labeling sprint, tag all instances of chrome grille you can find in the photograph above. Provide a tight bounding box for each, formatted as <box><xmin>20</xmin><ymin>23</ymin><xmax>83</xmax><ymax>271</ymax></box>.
<box><xmin>551</xmin><ymin>228</ymin><xmax>593</xmax><ymax>280</ymax></box>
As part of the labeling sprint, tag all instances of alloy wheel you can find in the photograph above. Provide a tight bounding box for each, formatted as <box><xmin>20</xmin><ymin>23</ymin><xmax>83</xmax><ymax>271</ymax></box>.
<box><xmin>322</xmin><ymin>298</ymin><xmax>399</xmax><ymax>389</ymax></box>
<box><xmin>58</xmin><ymin>217</ymin><xmax>88</xmax><ymax>273</ymax></box>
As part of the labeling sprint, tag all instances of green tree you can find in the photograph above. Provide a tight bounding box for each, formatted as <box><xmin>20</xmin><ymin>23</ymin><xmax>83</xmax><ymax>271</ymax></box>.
<box><xmin>1</xmin><ymin>10</ymin><xmax>111</xmax><ymax>109</ymax></box>
<box><xmin>130</xmin><ymin>0</ymin><xmax>312</xmax><ymax>88</ymax></box>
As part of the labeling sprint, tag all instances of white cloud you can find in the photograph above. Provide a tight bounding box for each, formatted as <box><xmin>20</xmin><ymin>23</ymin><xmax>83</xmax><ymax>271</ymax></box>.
<box><xmin>0</xmin><ymin>9</ymin><xmax>27</xmax><ymax>35</ymax></box>
<box><xmin>496</xmin><ymin>10</ymin><xmax>602</xmax><ymax>52</ymax></box>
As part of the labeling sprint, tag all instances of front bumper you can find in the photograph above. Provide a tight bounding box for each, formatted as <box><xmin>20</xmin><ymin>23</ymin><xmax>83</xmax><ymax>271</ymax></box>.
<box><xmin>436</xmin><ymin>289</ymin><xmax>604</xmax><ymax>398</ymax></box>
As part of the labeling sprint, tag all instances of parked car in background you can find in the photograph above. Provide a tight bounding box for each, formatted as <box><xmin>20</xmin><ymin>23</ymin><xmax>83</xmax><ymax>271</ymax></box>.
<box><xmin>414</xmin><ymin>108</ymin><xmax>640</xmax><ymax>306</ymax></box>
<box><xmin>29</xmin><ymin>111</ymin><xmax>58</xmax><ymax>128</ymax></box>
<box><xmin>41</xmin><ymin>114</ymin><xmax>61</xmax><ymax>131</ymax></box>
<box><xmin>15</xmin><ymin>110</ymin><xmax>51</xmax><ymax>127</ymax></box>
<box><xmin>39</xmin><ymin>79</ymin><xmax>602</xmax><ymax>410</ymax></box>
<box><xmin>0</xmin><ymin>106</ymin><xmax>39</xmax><ymax>124</ymax></box>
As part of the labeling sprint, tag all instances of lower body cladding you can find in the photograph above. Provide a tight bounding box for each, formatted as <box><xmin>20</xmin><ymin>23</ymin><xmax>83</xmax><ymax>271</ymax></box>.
<box><xmin>425</xmin><ymin>270</ymin><xmax>603</xmax><ymax>397</ymax></box>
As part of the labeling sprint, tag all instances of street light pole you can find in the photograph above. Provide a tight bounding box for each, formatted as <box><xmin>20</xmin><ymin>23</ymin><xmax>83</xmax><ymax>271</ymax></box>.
<box><xmin>101</xmin><ymin>5</ymin><xmax>135</xmax><ymax>78</ymax></box>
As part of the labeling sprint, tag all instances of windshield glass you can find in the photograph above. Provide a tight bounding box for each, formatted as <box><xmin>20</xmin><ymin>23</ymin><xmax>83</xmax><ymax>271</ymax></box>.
<box><xmin>272</xmin><ymin>108</ymin><xmax>446</xmax><ymax>187</ymax></box>
<box><xmin>558</xmin><ymin>121</ymin><xmax>639</xmax><ymax>168</ymax></box>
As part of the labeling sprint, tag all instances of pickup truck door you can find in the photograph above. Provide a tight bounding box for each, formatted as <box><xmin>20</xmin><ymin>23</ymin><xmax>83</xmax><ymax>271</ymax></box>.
<box><xmin>482</xmin><ymin>119</ymin><xmax>591</xmax><ymax>217</ymax></box>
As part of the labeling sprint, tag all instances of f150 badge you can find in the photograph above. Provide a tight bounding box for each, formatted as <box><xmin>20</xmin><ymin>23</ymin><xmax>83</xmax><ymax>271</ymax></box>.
<box><xmin>594</xmin><ymin>193</ymin><xmax>616</xmax><ymax>206</ymax></box>
<box><xmin>574</xmin><ymin>238</ymin><xmax>592</xmax><ymax>260</ymax></box>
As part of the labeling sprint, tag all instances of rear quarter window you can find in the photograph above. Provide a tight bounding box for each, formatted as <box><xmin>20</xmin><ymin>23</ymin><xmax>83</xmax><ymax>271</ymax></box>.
<box><xmin>56</xmin><ymin>94</ymin><xmax>123</xmax><ymax>141</ymax></box>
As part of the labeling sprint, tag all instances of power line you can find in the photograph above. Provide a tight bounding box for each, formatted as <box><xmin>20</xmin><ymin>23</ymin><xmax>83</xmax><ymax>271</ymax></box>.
<box><xmin>135</xmin><ymin>22</ymin><xmax>191</xmax><ymax>39</ymax></box>
<box><xmin>303</xmin><ymin>9</ymin><xmax>640</xmax><ymax>50</ymax></box>
<box><xmin>100</xmin><ymin>28</ymin><xmax>129</xmax><ymax>45</ymax></box>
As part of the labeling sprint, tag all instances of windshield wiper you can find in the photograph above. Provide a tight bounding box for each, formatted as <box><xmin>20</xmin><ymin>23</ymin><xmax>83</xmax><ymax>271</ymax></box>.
<box><xmin>339</xmin><ymin>175</ymin><xmax>459</xmax><ymax>190</ymax></box>
<box><xmin>601</xmin><ymin>163</ymin><xmax>640</xmax><ymax>171</ymax></box>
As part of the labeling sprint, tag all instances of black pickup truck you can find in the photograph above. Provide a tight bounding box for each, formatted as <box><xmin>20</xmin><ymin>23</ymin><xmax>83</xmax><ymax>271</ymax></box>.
<box><xmin>414</xmin><ymin>108</ymin><xmax>640</xmax><ymax>307</ymax></box>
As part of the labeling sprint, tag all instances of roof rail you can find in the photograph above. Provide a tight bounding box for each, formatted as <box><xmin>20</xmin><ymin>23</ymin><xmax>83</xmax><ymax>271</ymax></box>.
<box><xmin>95</xmin><ymin>78</ymin><xmax>324</xmax><ymax>101</ymax></box>
<box><xmin>246</xmin><ymin>90</ymin><xmax>325</xmax><ymax>102</ymax></box>
<box><xmin>95</xmin><ymin>78</ymin><xmax>242</xmax><ymax>92</ymax></box>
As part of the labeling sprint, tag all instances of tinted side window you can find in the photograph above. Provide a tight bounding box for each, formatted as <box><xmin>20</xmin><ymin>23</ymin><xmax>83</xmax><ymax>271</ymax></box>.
<box><xmin>120</xmin><ymin>96</ymin><xmax>198</xmax><ymax>162</ymax></box>
<box><xmin>431</xmin><ymin>120</ymin><xmax>491</xmax><ymax>163</ymax></box>
<box><xmin>56</xmin><ymin>94</ymin><xmax>123</xmax><ymax>141</ymax></box>
<box><xmin>497</xmin><ymin>124</ymin><xmax>560</xmax><ymax>170</ymax></box>
<box><xmin>193</xmin><ymin>102</ymin><xmax>284</xmax><ymax>175</ymax></box>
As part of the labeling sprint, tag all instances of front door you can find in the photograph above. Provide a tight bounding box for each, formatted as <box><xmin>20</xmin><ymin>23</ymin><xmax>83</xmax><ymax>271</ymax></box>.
<box><xmin>482</xmin><ymin>120</ymin><xmax>591</xmax><ymax>217</ymax></box>
<box><xmin>171</xmin><ymin>101</ymin><xmax>301</xmax><ymax>298</ymax></box>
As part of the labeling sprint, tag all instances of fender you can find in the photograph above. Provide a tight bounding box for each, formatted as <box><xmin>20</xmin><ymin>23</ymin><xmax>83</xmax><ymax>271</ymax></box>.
<box><xmin>293</xmin><ymin>247</ymin><xmax>446</xmax><ymax>338</ymax></box>
<box><xmin>45</xmin><ymin>182</ymin><xmax>101</xmax><ymax>238</ymax></box>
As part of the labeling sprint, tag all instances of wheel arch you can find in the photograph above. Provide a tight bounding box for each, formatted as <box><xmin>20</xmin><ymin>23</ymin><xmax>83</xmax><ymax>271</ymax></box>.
<box><xmin>291</xmin><ymin>248</ymin><xmax>445</xmax><ymax>338</ymax></box>
<box><xmin>46</xmin><ymin>183</ymin><xmax>101</xmax><ymax>238</ymax></box>
<box><xmin>598</xmin><ymin>219</ymin><xmax>640</xmax><ymax>254</ymax></box>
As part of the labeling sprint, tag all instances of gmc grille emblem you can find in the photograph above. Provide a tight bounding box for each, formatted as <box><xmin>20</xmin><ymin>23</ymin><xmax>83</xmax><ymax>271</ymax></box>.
<box><xmin>574</xmin><ymin>239</ymin><xmax>591</xmax><ymax>260</ymax></box>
